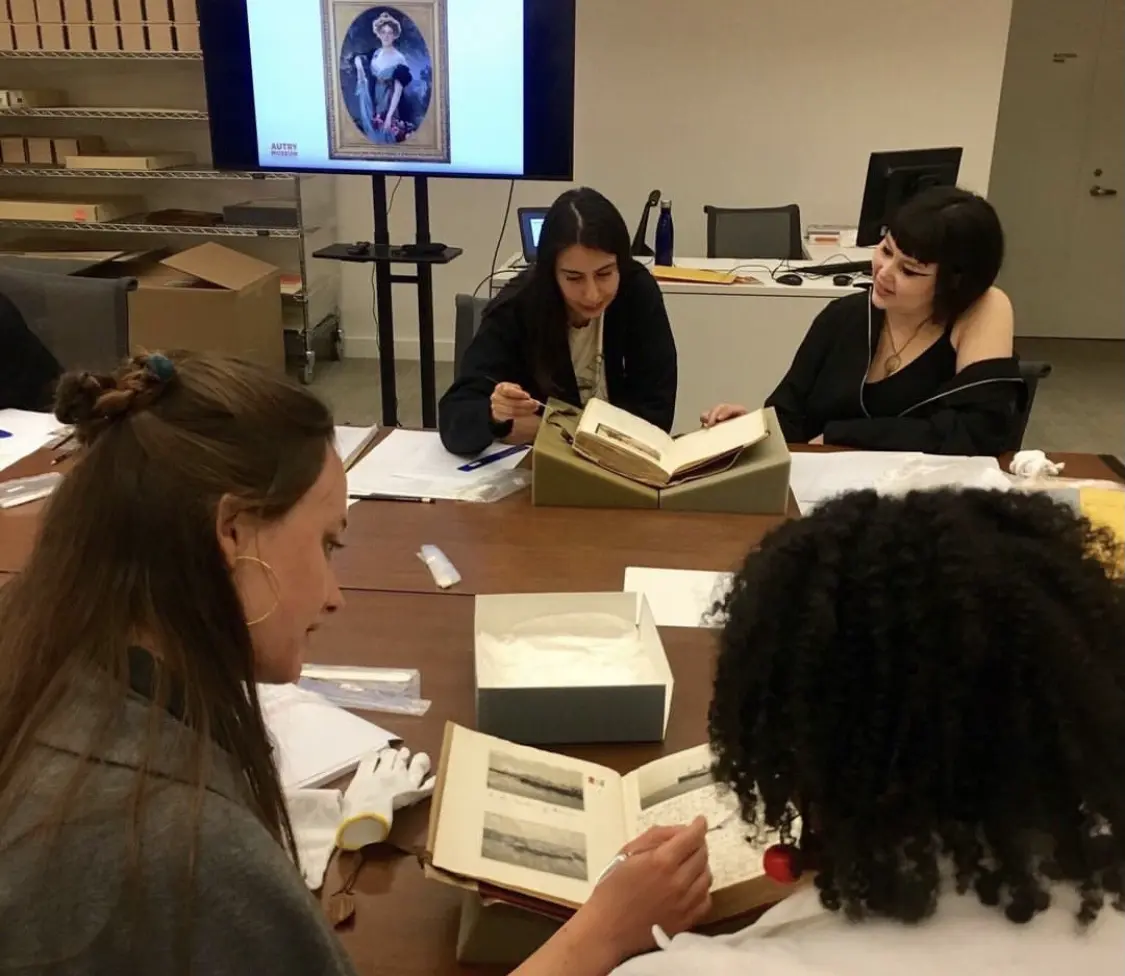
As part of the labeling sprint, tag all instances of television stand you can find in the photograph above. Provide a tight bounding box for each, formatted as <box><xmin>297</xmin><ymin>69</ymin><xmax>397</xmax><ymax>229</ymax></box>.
<box><xmin>313</xmin><ymin>175</ymin><xmax>461</xmax><ymax>428</ymax></box>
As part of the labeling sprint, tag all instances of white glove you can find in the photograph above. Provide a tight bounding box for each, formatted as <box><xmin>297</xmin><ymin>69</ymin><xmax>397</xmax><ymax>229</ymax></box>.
<box><xmin>286</xmin><ymin>788</ymin><xmax>344</xmax><ymax>890</ymax></box>
<box><xmin>1010</xmin><ymin>449</ymin><xmax>1065</xmax><ymax>480</ymax></box>
<box><xmin>336</xmin><ymin>746</ymin><xmax>436</xmax><ymax>852</ymax></box>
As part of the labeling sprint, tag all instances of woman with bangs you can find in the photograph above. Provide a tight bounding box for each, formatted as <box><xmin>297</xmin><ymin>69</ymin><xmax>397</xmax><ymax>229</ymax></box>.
<box><xmin>701</xmin><ymin>187</ymin><xmax>1024</xmax><ymax>455</ymax></box>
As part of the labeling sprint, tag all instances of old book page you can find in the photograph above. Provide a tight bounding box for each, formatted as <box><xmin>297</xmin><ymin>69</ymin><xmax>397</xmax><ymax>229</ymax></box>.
<box><xmin>663</xmin><ymin>410</ymin><xmax>768</xmax><ymax>478</ymax></box>
<box><xmin>431</xmin><ymin>724</ymin><xmax>629</xmax><ymax>907</ymax></box>
<box><xmin>576</xmin><ymin>398</ymin><xmax>676</xmax><ymax>473</ymax></box>
<box><xmin>622</xmin><ymin>744</ymin><xmax>791</xmax><ymax>893</ymax></box>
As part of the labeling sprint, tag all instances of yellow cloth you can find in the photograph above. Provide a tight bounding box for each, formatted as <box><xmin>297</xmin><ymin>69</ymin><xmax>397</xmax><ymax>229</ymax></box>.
<box><xmin>1081</xmin><ymin>488</ymin><xmax>1125</xmax><ymax>576</ymax></box>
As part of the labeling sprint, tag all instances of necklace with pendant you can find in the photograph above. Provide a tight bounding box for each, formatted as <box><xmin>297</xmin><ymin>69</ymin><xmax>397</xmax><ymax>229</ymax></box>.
<box><xmin>883</xmin><ymin>317</ymin><xmax>930</xmax><ymax>375</ymax></box>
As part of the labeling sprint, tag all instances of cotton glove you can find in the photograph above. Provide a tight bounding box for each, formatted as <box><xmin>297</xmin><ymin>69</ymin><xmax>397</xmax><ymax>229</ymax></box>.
<box><xmin>1010</xmin><ymin>449</ymin><xmax>1065</xmax><ymax>479</ymax></box>
<box><xmin>335</xmin><ymin>746</ymin><xmax>436</xmax><ymax>852</ymax></box>
<box><xmin>286</xmin><ymin>788</ymin><xmax>344</xmax><ymax>890</ymax></box>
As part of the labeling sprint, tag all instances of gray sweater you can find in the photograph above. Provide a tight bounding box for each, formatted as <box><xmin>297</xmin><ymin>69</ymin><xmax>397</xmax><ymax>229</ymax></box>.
<box><xmin>0</xmin><ymin>675</ymin><xmax>357</xmax><ymax>975</ymax></box>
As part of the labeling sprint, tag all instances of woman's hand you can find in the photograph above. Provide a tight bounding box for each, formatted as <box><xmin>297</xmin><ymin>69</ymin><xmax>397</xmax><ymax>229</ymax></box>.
<box><xmin>700</xmin><ymin>403</ymin><xmax>748</xmax><ymax>428</ymax></box>
<box><xmin>578</xmin><ymin>817</ymin><xmax>712</xmax><ymax>962</ymax></box>
<box><xmin>490</xmin><ymin>382</ymin><xmax>540</xmax><ymax>423</ymax></box>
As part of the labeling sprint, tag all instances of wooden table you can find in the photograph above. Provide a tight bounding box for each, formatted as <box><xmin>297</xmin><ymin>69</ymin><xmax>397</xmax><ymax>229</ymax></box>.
<box><xmin>307</xmin><ymin>590</ymin><xmax>719</xmax><ymax>976</ymax></box>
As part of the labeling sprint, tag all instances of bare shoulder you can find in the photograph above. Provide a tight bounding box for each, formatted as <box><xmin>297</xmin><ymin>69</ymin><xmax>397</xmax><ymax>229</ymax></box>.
<box><xmin>963</xmin><ymin>286</ymin><xmax>1014</xmax><ymax>332</ymax></box>
<box><xmin>953</xmin><ymin>287</ymin><xmax>1014</xmax><ymax>364</ymax></box>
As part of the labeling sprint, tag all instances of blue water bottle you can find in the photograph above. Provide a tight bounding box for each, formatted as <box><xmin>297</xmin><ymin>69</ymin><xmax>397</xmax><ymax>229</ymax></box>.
<box><xmin>654</xmin><ymin>199</ymin><xmax>674</xmax><ymax>266</ymax></box>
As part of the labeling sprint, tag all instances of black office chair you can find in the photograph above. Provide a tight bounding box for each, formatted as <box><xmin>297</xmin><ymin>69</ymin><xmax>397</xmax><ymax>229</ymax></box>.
<box><xmin>704</xmin><ymin>204</ymin><xmax>804</xmax><ymax>260</ymax></box>
<box><xmin>453</xmin><ymin>293</ymin><xmax>489</xmax><ymax>376</ymax></box>
<box><xmin>1011</xmin><ymin>359</ymin><xmax>1052</xmax><ymax>451</ymax></box>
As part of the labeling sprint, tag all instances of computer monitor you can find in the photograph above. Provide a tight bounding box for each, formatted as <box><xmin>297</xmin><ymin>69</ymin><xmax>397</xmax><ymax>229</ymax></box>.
<box><xmin>199</xmin><ymin>0</ymin><xmax>576</xmax><ymax>180</ymax></box>
<box><xmin>856</xmin><ymin>147</ymin><xmax>963</xmax><ymax>246</ymax></box>
<box><xmin>518</xmin><ymin>207</ymin><xmax>548</xmax><ymax>262</ymax></box>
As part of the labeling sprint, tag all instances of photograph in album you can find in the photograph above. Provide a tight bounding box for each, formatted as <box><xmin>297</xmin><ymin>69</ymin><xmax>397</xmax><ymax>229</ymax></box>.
<box><xmin>486</xmin><ymin>751</ymin><xmax>586</xmax><ymax>811</ymax></box>
<box><xmin>480</xmin><ymin>812</ymin><xmax>589</xmax><ymax>882</ymax></box>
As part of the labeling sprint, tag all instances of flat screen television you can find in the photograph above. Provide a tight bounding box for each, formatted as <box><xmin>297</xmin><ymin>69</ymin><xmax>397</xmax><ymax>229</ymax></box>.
<box><xmin>199</xmin><ymin>0</ymin><xmax>576</xmax><ymax>180</ymax></box>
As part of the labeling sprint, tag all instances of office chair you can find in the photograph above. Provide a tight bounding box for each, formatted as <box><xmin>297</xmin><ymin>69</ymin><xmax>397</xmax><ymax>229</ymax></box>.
<box><xmin>1011</xmin><ymin>359</ymin><xmax>1052</xmax><ymax>451</ymax></box>
<box><xmin>0</xmin><ymin>266</ymin><xmax>134</xmax><ymax>373</ymax></box>
<box><xmin>704</xmin><ymin>204</ymin><xmax>804</xmax><ymax>260</ymax></box>
<box><xmin>453</xmin><ymin>293</ymin><xmax>489</xmax><ymax>376</ymax></box>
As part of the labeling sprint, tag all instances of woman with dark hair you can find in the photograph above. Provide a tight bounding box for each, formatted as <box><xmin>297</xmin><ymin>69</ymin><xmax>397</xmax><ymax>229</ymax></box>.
<box><xmin>702</xmin><ymin>187</ymin><xmax>1024</xmax><ymax>454</ymax></box>
<box><xmin>439</xmin><ymin>187</ymin><xmax>678</xmax><ymax>456</ymax></box>
<box><xmin>614</xmin><ymin>489</ymin><xmax>1125</xmax><ymax>975</ymax></box>
<box><xmin>0</xmin><ymin>352</ymin><xmax>710</xmax><ymax>974</ymax></box>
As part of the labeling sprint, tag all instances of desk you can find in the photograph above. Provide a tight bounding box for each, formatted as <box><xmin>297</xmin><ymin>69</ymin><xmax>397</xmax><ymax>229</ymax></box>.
<box><xmin>495</xmin><ymin>246</ymin><xmax>875</xmax><ymax>434</ymax></box>
<box><xmin>305</xmin><ymin>589</ymin><xmax>719</xmax><ymax>976</ymax></box>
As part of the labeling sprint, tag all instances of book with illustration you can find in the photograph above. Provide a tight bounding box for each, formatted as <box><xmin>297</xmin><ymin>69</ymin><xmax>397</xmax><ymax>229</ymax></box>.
<box><xmin>425</xmin><ymin>722</ymin><xmax>802</xmax><ymax>924</ymax></box>
<box><xmin>571</xmin><ymin>398</ymin><xmax>769</xmax><ymax>489</ymax></box>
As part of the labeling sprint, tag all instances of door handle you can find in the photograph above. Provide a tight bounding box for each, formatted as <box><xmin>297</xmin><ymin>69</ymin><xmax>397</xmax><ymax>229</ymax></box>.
<box><xmin>1090</xmin><ymin>185</ymin><xmax>1119</xmax><ymax>197</ymax></box>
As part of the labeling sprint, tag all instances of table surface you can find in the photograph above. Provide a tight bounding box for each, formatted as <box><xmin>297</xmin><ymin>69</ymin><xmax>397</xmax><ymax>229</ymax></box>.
<box><xmin>2</xmin><ymin>444</ymin><xmax>1123</xmax><ymax>975</ymax></box>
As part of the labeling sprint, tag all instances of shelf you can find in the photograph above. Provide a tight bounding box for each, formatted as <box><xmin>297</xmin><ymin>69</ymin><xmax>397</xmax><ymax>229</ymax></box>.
<box><xmin>0</xmin><ymin>50</ymin><xmax>201</xmax><ymax>60</ymax></box>
<box><xmin>0</xmin><ymin>106</ymin><xmax>207</xmax><ymax>120</ymax></box>
<box><xmin>0</xmin><ymin>165</ymin><xmax>292</xmax><ymax>180</ymax></box>
<box><xmin>0</xmin><ymin>218</ymin><xmax>302</xmax><ymax>238</ymax></box>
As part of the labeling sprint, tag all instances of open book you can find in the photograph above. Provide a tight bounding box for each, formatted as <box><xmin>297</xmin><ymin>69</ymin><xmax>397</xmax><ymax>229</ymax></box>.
<box><xmin>572</xmin><ymin>398</ymin><xmax>769</xmax><ymax>488</ymax></box>
<box><xmin>426</xmin><ymin>723</ymin><xmax>801</xmax><ymax>924</ymax></box>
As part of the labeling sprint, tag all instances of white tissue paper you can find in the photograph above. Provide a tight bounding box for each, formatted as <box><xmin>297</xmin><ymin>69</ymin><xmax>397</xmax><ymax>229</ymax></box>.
<box><xmin>286</xmin><ymin>787</ymin><xmax>344</xmax><ymax>890</ymax></box>
<box><xmin>873</xmin><ymin>456</ymin><xmax>1012</xmax><ymax>496</ymax></box>
<box><xmin>476</xmin><ymin>611</ymin><xmax>661</xmax><ymax>688</ymax></box>
<box><xmin>1009</xmin><ymin>449</ymin><xmax>1065</xmax><ymax>480</ymax></box>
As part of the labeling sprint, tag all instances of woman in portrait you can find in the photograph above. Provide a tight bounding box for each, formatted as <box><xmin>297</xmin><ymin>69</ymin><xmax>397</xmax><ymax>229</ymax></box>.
<box><xmin>352</xmin><ymin>11</ymin><xmax>418</xmax><ymax>144</ymax></box>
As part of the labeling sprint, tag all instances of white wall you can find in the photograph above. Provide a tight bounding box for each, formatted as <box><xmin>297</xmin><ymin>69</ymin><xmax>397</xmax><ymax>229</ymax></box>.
<box><xmin>337</xmin><ymin>0</ymin><xmax>1014</xmax><ymax>360</ymax></box>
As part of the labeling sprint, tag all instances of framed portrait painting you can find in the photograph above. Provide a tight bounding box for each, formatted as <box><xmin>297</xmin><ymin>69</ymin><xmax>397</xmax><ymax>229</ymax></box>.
<box><xmin>322</xmin><ymin>0</ymin><xmax>451</xmax><ymax>163</ymax></box>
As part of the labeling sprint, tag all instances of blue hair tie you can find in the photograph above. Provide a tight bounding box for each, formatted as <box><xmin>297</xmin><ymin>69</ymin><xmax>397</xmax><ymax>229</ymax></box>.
<box><xmin>146</xmin><ymin>354</ymin><xmax>175</xmax><ymax>382</ymax></box>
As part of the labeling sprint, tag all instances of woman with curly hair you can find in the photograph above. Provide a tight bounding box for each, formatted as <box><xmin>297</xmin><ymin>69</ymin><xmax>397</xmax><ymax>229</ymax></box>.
<box><xmin>615</xmin><ymin>489</ymin><xmax>1125</xmax><ymax>975</ymax></box>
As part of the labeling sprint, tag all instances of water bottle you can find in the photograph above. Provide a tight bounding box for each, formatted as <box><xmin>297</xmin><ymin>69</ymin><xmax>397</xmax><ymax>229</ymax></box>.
<box><xmin>654</xmin><ymin>200</ymin><xmax>674</xmax><ymax>266</ymax></box>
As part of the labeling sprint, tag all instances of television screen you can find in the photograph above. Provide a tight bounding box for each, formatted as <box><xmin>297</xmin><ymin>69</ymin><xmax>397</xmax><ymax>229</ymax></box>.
<box><xmin>199</xmin><ymin>0</ymin><xmax>576</xmax><ymax>180</ymax></box>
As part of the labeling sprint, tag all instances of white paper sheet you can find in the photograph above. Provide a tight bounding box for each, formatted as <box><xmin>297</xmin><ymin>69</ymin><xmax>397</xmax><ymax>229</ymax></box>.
<box><xmin>623</xmin><ymin>567</ymin><xmax>733</xmax><ymax>629</ymax></box>
<box><xmin>346</xmin><ymin>429</ymin><xmax>528</xmax><ymax>500</ymax></box>
<box><xmin>788</xmin><ymin>451</ymin><xmax>1004</xmax><ymax>513</ymax></box>
<box><xmin>333</xmin><ymin>424</ymin><xmax>379</xmax><ymax>469</ymax></box>
<box><xmin>257</xmin><ymin>683</ymin><xmax>395</xmax><ymax>790</ymax></box>
<box><xmin>0</xmin><ymin>409</ymin><xmax>68</xmax><ymax>473</ymax></box>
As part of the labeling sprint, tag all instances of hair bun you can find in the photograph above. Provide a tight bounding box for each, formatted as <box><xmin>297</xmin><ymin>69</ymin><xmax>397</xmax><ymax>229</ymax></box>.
<box><xmin>54</xmin><ymin>371</ymin><xmax>114</xmax><ymax>433</ymax></box>
<box><xmin>53</xmin><ymin>353</ymin><xmax>178</xmax><ymax>445</ymax></box>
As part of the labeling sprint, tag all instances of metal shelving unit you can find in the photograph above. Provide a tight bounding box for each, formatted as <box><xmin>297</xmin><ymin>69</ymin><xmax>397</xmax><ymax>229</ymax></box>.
<box><xmin>0</xmin><ymin>165</ymin><xmax>291</xmax><ymax>179</ymax></box>
<box><xmin>0</xmin><ymin>40</ymin><xmax>341</xmax><ymax>383</ymax></box>
<box><xmin>0</xmin><ymin>107</ymin><xmax>208</xmax><ymax>120</ymax></box>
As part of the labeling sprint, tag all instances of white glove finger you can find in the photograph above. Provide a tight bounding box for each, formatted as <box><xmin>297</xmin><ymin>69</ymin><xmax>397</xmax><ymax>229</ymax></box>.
<box><xmin>393</xmin><ymin>745</ymin><xmax>412</xmax><ymax>772</ymax></box>
<box><xmin>356</xmin><ymin>748</ymin><xmax>385</xmax><ymax>779</ymax></box>
<box><xmin>419</xmin><ymin>773</ymin><xmax>436</xmax><ymax>796</ymax></box>
<box><xmin>407</xmin><ymin>751</ymin><xmax>432</xmax><ymax>788</ymax></box>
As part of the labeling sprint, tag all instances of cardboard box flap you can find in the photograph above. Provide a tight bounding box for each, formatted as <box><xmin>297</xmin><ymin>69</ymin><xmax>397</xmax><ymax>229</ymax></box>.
<box><xmin>160</xmin><ymin>242</ymin><xmax>278</xmax><ymax>291</ymax></box>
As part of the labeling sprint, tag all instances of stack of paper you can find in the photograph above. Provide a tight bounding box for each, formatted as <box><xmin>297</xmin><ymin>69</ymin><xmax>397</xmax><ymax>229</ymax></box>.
<box><xmin>623</xmin><ymin>567</ymin><xmax>733</xmax><ymax>628</ymax></box>
<box><xmin>346</xmin><ymin>429</ymin><xmax>528</xmax><ymax>501</ymax></box>
<box><xmin>257</xmin><ymin>683</ymin><xmax>395</xmax><ymax>790</ymax></box>
<box><xmin>333</xmin><ymin>424</ymin><xmax>379</xmax><ymax>470</ymax></box>
<box><xmin>0</xmin><ymin>409</ymin><xmax>68</xmax><ymax>474</ymax></box>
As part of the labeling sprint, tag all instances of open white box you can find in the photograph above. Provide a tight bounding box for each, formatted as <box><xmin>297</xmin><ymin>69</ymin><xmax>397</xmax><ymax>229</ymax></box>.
<box><xmin>473</xmin><ymin>591</ymin><xmax>674</xmax><ymax>745</ymax></box>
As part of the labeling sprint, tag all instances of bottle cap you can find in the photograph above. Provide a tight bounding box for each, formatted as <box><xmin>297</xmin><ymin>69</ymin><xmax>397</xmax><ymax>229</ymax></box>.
<box><xmin>660</xmin><ymin>199</ymin><xmax>671</xmax><ymax>207</ymax></box>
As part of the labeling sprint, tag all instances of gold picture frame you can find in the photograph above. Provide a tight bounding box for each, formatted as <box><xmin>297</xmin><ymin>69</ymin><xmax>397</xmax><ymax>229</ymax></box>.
<box><xmin>322</xmin><ymin>0</ymin><xmax>451</xmax><ymax>163</ymax></box>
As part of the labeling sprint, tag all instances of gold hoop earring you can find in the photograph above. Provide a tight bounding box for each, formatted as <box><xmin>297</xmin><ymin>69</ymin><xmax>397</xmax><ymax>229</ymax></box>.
<box><xmin>234</xmin><ymin>555</ymin><xmax>281</xmax><ymax>627</ymax></box>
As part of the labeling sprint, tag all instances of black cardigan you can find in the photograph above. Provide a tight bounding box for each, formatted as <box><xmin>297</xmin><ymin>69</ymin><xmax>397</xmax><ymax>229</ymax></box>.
<box><xmin>765</xmin><ymin>291</ymin><xmax>1027</xmax><ymax>455</ymax></box>
<box><xmin>439</xmin><ymin>262</ymin><xmax>678</xmax><ymax>456</ymax></box>
<box><xmin>0</xmin><ymin>293</ymin><xmax>60</xmax><ymax>412</ymax></box>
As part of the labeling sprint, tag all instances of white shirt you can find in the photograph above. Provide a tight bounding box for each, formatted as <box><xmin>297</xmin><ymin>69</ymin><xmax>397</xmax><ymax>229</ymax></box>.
<box><xmin>568</xmin><ymin>316</ymin><xmax>606</xmax><ymax>405</ymax></box>
<box><xmin>613</xmin><ymin>880</ymin><xmax>1125</xmax><ymax>976</ymax></box>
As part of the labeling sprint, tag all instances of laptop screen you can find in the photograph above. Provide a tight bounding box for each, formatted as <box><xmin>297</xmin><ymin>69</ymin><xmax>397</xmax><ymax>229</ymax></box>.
<box><xmin>518</xmin><ymin>208</ymin><xmax>550</xmax><ymax>262</ymax></box>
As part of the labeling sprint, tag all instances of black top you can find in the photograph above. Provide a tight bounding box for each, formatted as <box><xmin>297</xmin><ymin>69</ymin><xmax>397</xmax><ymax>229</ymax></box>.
<box><xmin>765</xmin><ymin>291</ymin><xmax>1027</xmax><ymax>455</ymax></box>
<box><xmin>0</xmin><ymin>293</ymin><xmax>60</xmax><ymax>411</ymax></box>
<box><xmin>438</xmin><ymin>261</ymin><xmax>678</xmax><ymax>456</ymax></box>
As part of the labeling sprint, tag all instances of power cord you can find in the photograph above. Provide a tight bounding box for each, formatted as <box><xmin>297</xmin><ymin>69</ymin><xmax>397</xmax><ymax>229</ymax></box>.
<box><xmin>488</xmin><ymin>179</ymin><xmax>515</xmax><ymax>292</ymax></box>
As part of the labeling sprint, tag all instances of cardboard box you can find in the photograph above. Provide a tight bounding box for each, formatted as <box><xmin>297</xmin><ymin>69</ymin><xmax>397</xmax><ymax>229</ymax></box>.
<box><xmin>89</xmin><ymin>0</ymin><xmax>116</xmax><ymax>19</ymax></box>
<box><xmin>9</xmin><ymin>0</ymin><xmax>37</xmax><ymax>20</ymax></box>
<box><xmin>93</xmin><ymin>22</ymin><xmax>117</xmax><ymax>48</ymax></box>
<box><xmin>169</xmin><ymin>0</ymin><xmax>193</xmax><ymax>20</ymax></box>
<box><xmin>0</xmin><ymin>137</ymin><xmax>28</xmax><ymax>164</ymax></box>
<box><xmin>144</xmin><ymin>21</ymin><xmax>172</xmax><ymax>50</ymax></box>
<box><xmin>65</xmin><ymin>22</ymin><xmax>92</xmax><ymax>48</ymax></box>
<box><xmin>0</xmin><ymin>88</ymin><xmax>65</xmax><ymax>107</ymax></box>
<box><xmin>116</xmin><ymin>0</ymin><xmax>141</xmax><ymax>17</ymax></box>
<box><xmin>223</xmin><ymin>199</ymin><xmax>298</xmax><ymax>228</ymax></box>
<box><xmin>173</xmin><ymin>20</ymin><xmax>197</xmax><ymax>50</ymax></box>
<box><xmin>13</xmin><ymin>23</ymin><xmax>39</xmax><ymax>49</ymax></box>
<box><xmin>26</xmin><ymin>137</ymin><xmax>55</xmax><ymax>165</ymax></box>
<box><xmin>0</xmin><ymin>25</ymin><xmax>14</xmax><ymax>50</ymax></box>
<box><xmin>119</xmin><ymin>21</ymin><xmax>143</xmax><ymax>49</ymax></box>
<box><xmin>38</xmin><ymin>21</ymin><xmax>65</xmax><ymax>48</ymax></box>
<box><xmin>0</xmin><ymin>194</ymin><xmax>144</xmax><ymax>222</ymax></box>
<box><xmin>50</xmin><ymin>135</ymin><xmax>105</xmax><ymax>159</ymax></box>
<box><xmin>62</xmin><ymin>0</ymin><xmax>89</xmax><ymax>18</ymax></box>
<box><xmin>126</xmin><ymin>243</ymin><xmax>284</xmax><ymax>369</ymax></box>
<box><xmin>64</xmin><ymin>151</ymin><xmax>194</xmax><ymax>170</ymax></box>
<box><xmin>34</xmin><ymin>0</ymin><xmax>64</xmax><ymax>20</ymax></box>
<box><xmin>0</xmin><ymin>1</ymin><xmax>10</xmax><ymax>21</ymax></box>
<box><xmin>474</xmin><ymin>591</ymin><xmax>673</xmax><ymax>745</ymax></box>
<box><xmin>144</xmin><ymin>0</ymin><xmax>168</xmax><ymax>16</ymax></box>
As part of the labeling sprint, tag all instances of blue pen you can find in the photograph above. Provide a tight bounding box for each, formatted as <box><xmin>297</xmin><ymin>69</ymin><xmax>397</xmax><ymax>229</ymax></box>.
<box><xmin>0</xmin><ymin>430</ymin><xmax>11</xmax><ymax>439</ymax></box>
<box><xmin>458</xmin><ymin>444</ymin><xmax>528</xmax><ymax>473</ymax></box>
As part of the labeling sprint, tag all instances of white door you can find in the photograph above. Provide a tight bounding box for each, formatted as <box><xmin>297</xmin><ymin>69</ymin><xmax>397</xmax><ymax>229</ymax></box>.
<box><xmin>989</xmin><ymin>0</ymin><xmax>1124</xmax><ymax>339</ymax></box>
